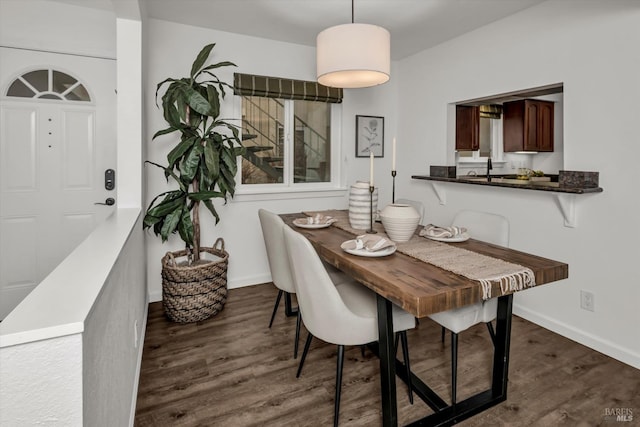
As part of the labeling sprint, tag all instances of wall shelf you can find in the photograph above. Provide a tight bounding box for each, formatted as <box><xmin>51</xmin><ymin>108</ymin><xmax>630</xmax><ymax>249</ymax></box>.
<box><xmin>412</xmin><ymin>175</ymin><xmax>603</xmax><ymax>228</ymax></box>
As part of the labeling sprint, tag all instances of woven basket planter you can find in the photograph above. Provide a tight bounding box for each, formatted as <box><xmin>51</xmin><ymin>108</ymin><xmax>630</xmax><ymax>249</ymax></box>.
<box><xmin>161</xmin><ymin>238</ymin><xmax>228</xmax><ymax>323</ymax></box>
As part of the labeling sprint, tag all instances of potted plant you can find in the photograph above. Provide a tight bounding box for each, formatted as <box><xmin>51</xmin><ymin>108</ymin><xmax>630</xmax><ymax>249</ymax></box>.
<box><xmin>143</xmin><ymin>43</ymin><xmax>243</xmax><ymax>323</ymax></box>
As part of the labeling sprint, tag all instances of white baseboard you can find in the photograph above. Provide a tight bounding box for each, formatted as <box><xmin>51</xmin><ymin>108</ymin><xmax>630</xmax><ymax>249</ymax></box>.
<box><xmin>228</xmin><ymin>273</ymin><xmax>272</xmax><ymax>289</ymax></box>
<box><xmin>513</xmin><ymin>303</ymin><xmax>640</xmax><ymax>370</ymax></box>
<box><xmin>147</xmin><ymin>273</ymin><xmax>273</xmax><ymax>303</ymax></box>
<box><xmin>128</xmin><ymin>299</ymin><xmax>149</xmax><ymax>427</ymax></box>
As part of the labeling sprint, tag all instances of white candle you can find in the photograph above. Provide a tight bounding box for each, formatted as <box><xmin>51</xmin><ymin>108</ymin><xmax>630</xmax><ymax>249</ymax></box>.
<box><xmin>369</xmin><ymin>151</ymin><xmax>374</xmax><ymax>187</ymax></box>
<box><xmin>392</xmin><ymin>137</ymin><xmax>397</xmax><ymax>171</ymax></box>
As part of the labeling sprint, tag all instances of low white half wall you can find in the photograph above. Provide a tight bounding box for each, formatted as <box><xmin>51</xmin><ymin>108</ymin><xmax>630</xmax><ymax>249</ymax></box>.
<box><xmin>0</xmin><ymin>208</ymin><xmax>147</xmax><ymax>426</ymax></box>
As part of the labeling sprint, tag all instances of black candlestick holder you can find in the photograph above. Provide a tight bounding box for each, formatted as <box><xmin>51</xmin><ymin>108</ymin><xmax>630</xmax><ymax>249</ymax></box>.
<box><xmin>367</xmin><ymin>185</ymin><xmax>377</xmax><ymax>234</ymax></box>
<box><xmin>391</xmin><ymin>170</ymin><xmax>397</xmax><ymax>204</ymax></box>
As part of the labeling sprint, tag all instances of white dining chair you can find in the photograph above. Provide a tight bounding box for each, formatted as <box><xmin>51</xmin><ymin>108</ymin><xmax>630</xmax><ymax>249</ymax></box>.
<box><xmin>428</xmin><ymin>209</ymin><xmax>509</xmax><ymax>404</ymax></box>
<box><xmin>394</xmin><ymin>198</ymin><xmax>425</xmax><ymax>225</ymax></box>
<box><xmin>258</xmin><ymin>209</ymin><xmax>348</xmax><ymax>359</ymax></box>
<box><xmin>283</xmin><ymin>225</ymin><xmax>416</xmax><ymax>427</ymax></box>
<box><xmin>258</xmin><ymin>209</ymin><xmax>302</xmax><ymax>357</ymax></box>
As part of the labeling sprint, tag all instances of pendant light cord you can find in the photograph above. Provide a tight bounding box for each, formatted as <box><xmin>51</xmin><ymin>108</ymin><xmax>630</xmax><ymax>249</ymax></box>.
<box><xmin>352</xmin><ymin>0</ymin><xmax>355</xmax><ymax>23</ymax></box>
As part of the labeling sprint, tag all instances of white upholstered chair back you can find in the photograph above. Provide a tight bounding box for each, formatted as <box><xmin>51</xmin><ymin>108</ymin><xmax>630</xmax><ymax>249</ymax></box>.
<box><xmin>283</xmin><ymin>226</ymin><xmax>382</xmax><ymax>345</ymax></box>
<box><xmin>258</xmin><ymin>209</ymin><xmax>296</xmax><ymax>294</ymax></box>
<box><xmin>452</xmin><ymin>210</ymin><xmax>509</xmax><ymax>247</ymax></box>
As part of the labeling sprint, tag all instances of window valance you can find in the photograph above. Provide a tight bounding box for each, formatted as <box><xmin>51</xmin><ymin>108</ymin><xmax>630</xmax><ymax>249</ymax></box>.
<box><xmin>233</xmin><ymin>73</ymin><xmax>343</xmax><ymax>103</ymax></box>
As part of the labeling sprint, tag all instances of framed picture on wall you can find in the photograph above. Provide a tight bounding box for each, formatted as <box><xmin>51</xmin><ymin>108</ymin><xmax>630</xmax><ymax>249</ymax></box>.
<box><xmin>355</xmin><ymin>115</ymin><xmax>384</xmax><ymax>157</ymax></box>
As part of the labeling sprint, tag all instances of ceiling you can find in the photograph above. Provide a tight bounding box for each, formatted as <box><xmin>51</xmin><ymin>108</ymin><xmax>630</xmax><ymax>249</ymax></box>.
<box><xmin>52</xmin><ymin>0</ymin><xmax>545</xmax><ymax>59</ymax></box>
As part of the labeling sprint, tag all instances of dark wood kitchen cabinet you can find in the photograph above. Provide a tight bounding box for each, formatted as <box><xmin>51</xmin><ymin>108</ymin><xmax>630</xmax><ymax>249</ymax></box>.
<box><xmin>503</xmin><ymin>99</ymin><xmax>554</xmax><ymax>152</ymax></box>
<box><xmin>455</xmin><ymin>105</ymin><xmax>479</xmax><ymax>151</ymax></box>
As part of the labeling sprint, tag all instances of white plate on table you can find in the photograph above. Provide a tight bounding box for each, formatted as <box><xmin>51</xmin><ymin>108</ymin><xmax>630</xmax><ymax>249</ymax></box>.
<box><xmin>340</xmin><ymin>241</ymin><xmax>397</xmax><ymax>257</ymax></box>
<box><xmin>293</xmin><ymin>218</ymin><xmax>333</xmax><ymax>229</ymax></box>
<box><xmin>424</xmin><ymin>232</ymin><xmax>470</xmax><ymax>243</ymax></box>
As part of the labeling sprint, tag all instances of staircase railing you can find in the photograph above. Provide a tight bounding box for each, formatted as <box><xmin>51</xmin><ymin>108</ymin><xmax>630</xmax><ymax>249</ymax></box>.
<box><xmin>293</xmin><ymin>114</ymin><xmax>325</xmax><ymax>164</ymax></box>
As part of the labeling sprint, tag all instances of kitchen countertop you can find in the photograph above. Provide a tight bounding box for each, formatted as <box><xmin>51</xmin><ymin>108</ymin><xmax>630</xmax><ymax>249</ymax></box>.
<box><xmin>411</xmin><ymin>175</ymin><xmax>603</xmax><ymax>194</ymax></box>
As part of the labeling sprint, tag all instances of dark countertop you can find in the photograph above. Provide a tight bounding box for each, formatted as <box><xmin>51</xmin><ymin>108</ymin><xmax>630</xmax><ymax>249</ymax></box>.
<box><xmin>411</xmin><ymin>175</ymin><xmax>603</xmax><ymax>194</ymax></box>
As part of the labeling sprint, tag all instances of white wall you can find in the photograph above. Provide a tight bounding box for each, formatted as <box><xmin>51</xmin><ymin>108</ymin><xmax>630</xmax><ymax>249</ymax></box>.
<box><xmin>144</xmin><ymin>19</ymin><xmax>398</xmax><ymax>299</ymax></box>
<box><xmin>0</xmin><ymin>0</ymin><xmax>116</xmax><ymax>58</ymax></box>
<box><xmin>397</xmin><ymin>0</ymin><xmax>640</xmax><ymax>368</ymax></box>
<box><xmin>117</xmin><ymin>17</ymin><xmax>143</xmax><ymax>208</ymax></box>
<box><xmin>0</xmin><ymin>334</ymin><xmax>83</xmax><ymax>425</ymax></box>
<box><xmin>83</xmin><ymin>214</ymin><xmax>146</xmax><ymax>427</ymax></box>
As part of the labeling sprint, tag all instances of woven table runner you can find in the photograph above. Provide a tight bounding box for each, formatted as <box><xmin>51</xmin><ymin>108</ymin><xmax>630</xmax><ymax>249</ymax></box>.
<box><xmin>303</xmin><ymin>210</ymin><xmax>536</xmax><ymax>300</ymax></box>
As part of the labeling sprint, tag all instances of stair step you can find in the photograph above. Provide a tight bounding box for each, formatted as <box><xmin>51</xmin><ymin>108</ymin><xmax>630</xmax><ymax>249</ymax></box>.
<box><xmin>247</xmin><ymin>146</ymin><xmax>273</xmax><ymax>153</ymax></box>
<box><xmin>242</xmin><ymin>134</ymin><xmax>257</xmax><ymax>141</ymax></box>
<box><xmin>263</xmin><ymin>157</ymin><xmax>283</xmax><ymax>163</ymax></box>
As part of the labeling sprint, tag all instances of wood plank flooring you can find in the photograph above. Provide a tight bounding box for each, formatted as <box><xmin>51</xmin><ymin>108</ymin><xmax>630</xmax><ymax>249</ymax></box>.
<box><xmin>135</xmin><ymin>283</ymin><xmax>640</xmax><ymax>426</ymax></box>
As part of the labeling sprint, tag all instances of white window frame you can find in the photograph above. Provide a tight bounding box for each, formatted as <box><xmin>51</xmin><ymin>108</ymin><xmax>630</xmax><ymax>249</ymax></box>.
<box><xmin>233</xmin><ymin>96</ymin><xmax>346</xmax><ymax>201</ymax></box>
<box><xmin>456</xmin><ymin>117</ymin><xmax>506</xmax><ymax>171</ymax></box>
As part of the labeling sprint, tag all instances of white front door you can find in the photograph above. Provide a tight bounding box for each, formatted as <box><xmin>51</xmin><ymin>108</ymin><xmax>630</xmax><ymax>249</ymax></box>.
<box><xmin>0</xmin><ymin>47</ymin><xmax>116</xmax><ymax>319</ymax></box>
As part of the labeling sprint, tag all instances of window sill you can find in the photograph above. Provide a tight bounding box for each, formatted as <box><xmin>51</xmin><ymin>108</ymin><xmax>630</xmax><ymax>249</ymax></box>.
<box><xmin>233</xmin><ymin>186</ymin><xmax>348</xmax><ymax>202</ymax></box>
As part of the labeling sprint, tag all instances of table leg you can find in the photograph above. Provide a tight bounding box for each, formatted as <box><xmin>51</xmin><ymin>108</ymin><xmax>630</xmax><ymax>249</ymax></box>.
<box><xmin>377</xmin><ymin>294</ymin><xmax>398</xmax><ymax>427</ymax></box>
<box><xmin>284</xmin><ymin>292</ymin><xmax>298</xmax><ymax>317</ymax></box>
<box><xmin>491</xmin><ymin>294</ymin><xmax>513</xmax><ymax>397</ymax></box>
<box><xmin>404</xmin><ymin>294</ymin><xmax>514</xmax><ymax>426</ymax></box>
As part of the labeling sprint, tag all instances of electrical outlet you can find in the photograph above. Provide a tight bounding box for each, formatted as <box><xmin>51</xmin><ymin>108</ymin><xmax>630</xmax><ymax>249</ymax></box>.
<box><xmin>580</xmin><ymin>290</ymin><xmax>595</xmax><ymax>312</ymax></box>
<box><xmin>134</xmin><ymin>319</ymin><xmax>139</xmax><ymax>348</ymax></box>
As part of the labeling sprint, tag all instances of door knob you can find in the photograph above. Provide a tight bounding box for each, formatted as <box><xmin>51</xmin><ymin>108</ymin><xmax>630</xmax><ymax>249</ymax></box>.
<box><xmin>95</xmin><ymin>198</ymin><xmax>115</xmax><ymax>206</ymax></box>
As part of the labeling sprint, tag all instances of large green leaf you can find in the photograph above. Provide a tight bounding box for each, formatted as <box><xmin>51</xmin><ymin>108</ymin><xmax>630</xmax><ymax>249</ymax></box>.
<box><xmin>203</xmin><ymin>140</ymin><xmax>220</xmax><ymax>181</ymax></box>
<box><xmin>179</xmin><ymin>143</ymin><xmax>203</xmax><ymax>182</ymax></box>
<box><xmin>190</xmin><ymin>44</ymin><xmax>215</xmax><ymax>80</ymax></box>
<box><xmin>188</xmin><ymin>190</ymin><xmax>224</xmax><ymax>201</ymax></box>
<box><xmin>181</xmin><ymin>86</ymin><xmax>213</xmax><ymax>117</ymax></box>
<box><xmin>206</xmin><ymin>85</ymin><xmax>220</xmax><ymax>118</ymax></box>
<box><xmin>167</xmin><ymin>136</ymin><xmax>196</xmax><ymax>169</ymax></box>
<box><xmin>201</xmin><ymin>61</ymin><xmax>236</xmax><ymax>72</ymax></box>
<box><xmin>221</xmin><ymin>146</ymin><xmax>238</xmax><ymax>172</ymax></box>
<box><xmin>177</xmin><ymin>207</ymin><xmax>194</xmax><ymax>245</ymax></box>
<box><xmin>203</xmin><ymin>199</ymin><xmax>220</xmax><ymax>224</ymax></box>
<box><xmin>152</xmin><ymin>126</ymin><xmax>178</xmax><ymax>140</ymax></box>
<box><xmin>233</xmin><ymin>146</ymin><xmax>245</xmax><ymax>157</ymax></box>
<box><xmin>161</xmin><ymin>84</ymin><xmax>187</xmax><ymax>128</ymax></box>
<box><xmin>145</xmin><ymin>192</ymin><xmax>186</xmax><ymax>220</ymax></box>
<box><xmin>162</xmin><ymin>79</ymin><xmax>190</xmax><ymax>123</ymax></box>
<box><xmin>159</xmin><ymin>203</ymin><xmax>183</xmax><ymax>241</ymax></box>
<box><xmin>155</xmin><ymin>77</ymin><xmax>178</xmax><ymax>107</ymax></box>
<box><xmin>198</xmin><ymin>162</ymin><xmax>213</xmax><ymax>190</ymax></box>
<box><xmin>220</xmin><ymin>166</ymin><xmax>236</xmax><ymax>197</ymax></box>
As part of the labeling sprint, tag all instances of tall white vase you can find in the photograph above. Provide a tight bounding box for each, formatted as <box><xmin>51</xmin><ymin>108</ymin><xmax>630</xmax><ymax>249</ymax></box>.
<box><xmin>348</xmin><ymin>181</ymin><xmax>378</xmax><ymax>230</ymax></box>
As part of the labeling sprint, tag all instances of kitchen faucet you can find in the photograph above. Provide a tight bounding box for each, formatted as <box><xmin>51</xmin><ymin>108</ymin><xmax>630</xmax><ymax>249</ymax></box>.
<box><xmin>486</xmin><ymin>156</ymin><xmax>493</xmax><ymax>181</ymax></box>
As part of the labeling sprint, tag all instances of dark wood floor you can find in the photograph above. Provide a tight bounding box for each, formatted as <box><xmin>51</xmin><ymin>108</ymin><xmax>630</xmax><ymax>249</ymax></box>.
<box><xmin>135</xmin><ymin>284</ymin><xmax>640</xmax><ymax>426</ymax></box>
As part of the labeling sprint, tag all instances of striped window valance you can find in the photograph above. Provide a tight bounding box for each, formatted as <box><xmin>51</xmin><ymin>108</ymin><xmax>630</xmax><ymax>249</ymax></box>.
<box><xmin>234</xmin><ymin>73</ymin><xmax>343</xmax><ymax>104</ymax></box>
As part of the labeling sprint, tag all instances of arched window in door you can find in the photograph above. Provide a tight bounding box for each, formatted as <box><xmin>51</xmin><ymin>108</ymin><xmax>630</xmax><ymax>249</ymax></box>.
<box><xmin>5</xmin><ymin>69</ymin><xmax>91</xmax><ymax>102</ymax></box>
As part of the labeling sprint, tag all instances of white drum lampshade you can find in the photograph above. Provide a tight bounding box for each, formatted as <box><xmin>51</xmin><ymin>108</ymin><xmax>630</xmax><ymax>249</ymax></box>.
<box><xmin>317</xmin><ymin>23</ymin><xmax>390</xmax><ymax>89</ymax></box>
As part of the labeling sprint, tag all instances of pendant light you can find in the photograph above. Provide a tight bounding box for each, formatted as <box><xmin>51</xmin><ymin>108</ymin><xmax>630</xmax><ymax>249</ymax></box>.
<box><xmin>316</xmin><ymin>0</ymin><xmax>390</xmax><ymax>88</ymax></box>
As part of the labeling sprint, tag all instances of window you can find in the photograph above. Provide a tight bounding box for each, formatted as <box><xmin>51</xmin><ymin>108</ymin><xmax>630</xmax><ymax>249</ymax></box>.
<box><xmin>234</xmin><ymin>73</ymin><xmax>342</xmax><ymax>192</ymax></box>
<box><xmin>6</xmin><ymin>69</ymin><xmax>91</xmax><ymax>102</ymax></box>
<box><xmin>454</xmin><ymin>84</ymin><xmax>564</xmax><ymax>173</ymax></box>
<box><xmin>240</xmin><ymin>96</ymin><xmax>337</xmax><ymax>185</ymax></box>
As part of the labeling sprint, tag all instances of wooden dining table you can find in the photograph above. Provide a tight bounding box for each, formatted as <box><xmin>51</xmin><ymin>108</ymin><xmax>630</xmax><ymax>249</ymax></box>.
<box><xmin>281</xmin><ymin>211</ymin><xmax>568</xmax><ymax>427</ymax></box>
